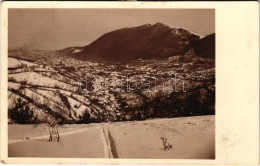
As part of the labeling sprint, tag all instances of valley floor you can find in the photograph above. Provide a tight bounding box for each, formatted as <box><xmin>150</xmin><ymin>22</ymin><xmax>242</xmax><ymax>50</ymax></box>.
<box><xmin>8</xmin><ymin>115</ymin><xmax>215</xmax><ymax>159</ymax></box>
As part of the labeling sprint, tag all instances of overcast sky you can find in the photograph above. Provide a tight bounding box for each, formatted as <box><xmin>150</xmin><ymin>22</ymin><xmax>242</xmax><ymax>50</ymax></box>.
<box><xmin>9</xmin><ymin>9</ymin><xmax>215</xmax><ymax>50</ymax></box>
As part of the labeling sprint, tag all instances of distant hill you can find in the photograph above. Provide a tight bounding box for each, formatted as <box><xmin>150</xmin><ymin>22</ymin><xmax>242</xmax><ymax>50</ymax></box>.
<box><xmin>190</xmin><ymin>33</ymin><xmax>215</xmax><ymax>59</ymax></box>
<box><xmin>9</xmin><ymin>23</ymin><xmax>215</xmax><ymax>62</ymax></box>
<box><xmin>73</xmin><ymin>23</ymin><xmax>201</xmax><ymax>62</ymax></box>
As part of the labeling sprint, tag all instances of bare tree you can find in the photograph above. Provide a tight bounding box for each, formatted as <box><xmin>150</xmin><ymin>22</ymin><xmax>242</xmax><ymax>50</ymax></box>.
<box><xmin>47</xmin><ymin>117</ymin><xmax>60</xmax><ymax>142</ymax></box>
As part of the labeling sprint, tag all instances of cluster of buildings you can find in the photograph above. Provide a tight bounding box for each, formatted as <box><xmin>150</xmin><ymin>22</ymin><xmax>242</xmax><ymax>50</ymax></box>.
<box><xmin>10</xmin><ymin>49</ymin><xmax>215</xmax><ymax>121</ymax></box>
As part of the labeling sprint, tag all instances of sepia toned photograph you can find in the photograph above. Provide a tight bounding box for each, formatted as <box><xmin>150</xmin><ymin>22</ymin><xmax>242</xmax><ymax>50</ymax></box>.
<box><xmin>7</xmin><ymin>8</ymin><xmax>216</xmax><ymax>159</ymax></box>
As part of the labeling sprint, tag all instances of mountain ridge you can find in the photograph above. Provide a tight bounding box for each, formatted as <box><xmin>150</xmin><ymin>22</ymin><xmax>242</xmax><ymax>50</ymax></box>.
<box><xmin>73</xmin><ymin>22</ymin><xmax>203</xmax><ymax>62</ymax></box>
<box><xmin>9</xmin><ymin>23</ymin><xmax>215</xmax><ymax>62</ymax></box>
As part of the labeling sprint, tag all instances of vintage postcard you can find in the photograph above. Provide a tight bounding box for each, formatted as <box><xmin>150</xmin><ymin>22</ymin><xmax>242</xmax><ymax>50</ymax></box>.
<box><xmin>1</xmin><ymin>1</ymin><xmax>259</xmax><ymax>165</ymax></box>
